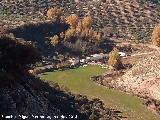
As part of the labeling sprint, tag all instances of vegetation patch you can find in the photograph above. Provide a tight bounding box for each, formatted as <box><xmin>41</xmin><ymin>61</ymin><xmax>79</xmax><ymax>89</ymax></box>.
<box><xmin>41</xmin><ymin>66</ymin><xmax>160</xmax><ymax>120</ymax></box>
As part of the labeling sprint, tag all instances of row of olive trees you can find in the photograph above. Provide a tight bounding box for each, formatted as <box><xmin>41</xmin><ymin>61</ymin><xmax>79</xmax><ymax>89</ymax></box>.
<box><xmin>107</xmin><ymin>24</ymin><xmax>160</xmax><ymax>70</ymax></box>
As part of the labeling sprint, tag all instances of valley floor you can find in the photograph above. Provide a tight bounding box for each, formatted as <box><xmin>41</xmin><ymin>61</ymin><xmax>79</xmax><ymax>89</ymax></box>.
<box><xmin>41</xmin><ymin>66</ymin><xmax>160</xmax><ymax>120</ymax></box>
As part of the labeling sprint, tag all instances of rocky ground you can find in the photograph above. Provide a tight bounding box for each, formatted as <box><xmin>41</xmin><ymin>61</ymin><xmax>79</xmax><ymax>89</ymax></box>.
<box><xmin>118</xmin><ymin>51</ymin><xmax>160</xmax><ymax>100</ymax></box>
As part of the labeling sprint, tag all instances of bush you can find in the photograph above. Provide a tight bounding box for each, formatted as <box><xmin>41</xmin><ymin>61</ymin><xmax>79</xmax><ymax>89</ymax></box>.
<box><xmin>151</xmin><ymin>24</ymin><xmax>160</xmax><ymax>47</ymax></box>
<box><xmin>108</xmin><ymin>48</ymin><xmax>122</xmax><ymax>70</ymax></box>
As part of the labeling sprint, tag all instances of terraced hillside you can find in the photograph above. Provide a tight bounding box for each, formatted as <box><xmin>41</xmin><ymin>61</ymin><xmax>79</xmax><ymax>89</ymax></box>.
<box><xmin>0</xmin><ymin>0</ymin><xmax>160</xmax><ymax>41</ymax></box>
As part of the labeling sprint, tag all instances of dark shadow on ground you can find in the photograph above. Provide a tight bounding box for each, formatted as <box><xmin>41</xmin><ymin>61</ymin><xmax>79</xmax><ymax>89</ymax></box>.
<box><xmin>9</xmin><ymin>21</ymin><xmax>69</xmax><ymax>59</ymax></box>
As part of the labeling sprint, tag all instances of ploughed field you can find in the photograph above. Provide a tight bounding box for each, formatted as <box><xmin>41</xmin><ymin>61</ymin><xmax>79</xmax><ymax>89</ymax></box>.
<box><xmin>41</xmin><ymin>66</ymin><xmax>160</xmax><ymax>120</ymax></box>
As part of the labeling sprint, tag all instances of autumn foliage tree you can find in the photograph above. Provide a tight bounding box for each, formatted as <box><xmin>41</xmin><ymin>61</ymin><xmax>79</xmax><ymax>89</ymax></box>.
<box><xmin>66</xmin><ymin>14</ymin><xmax>79</xmax><ymax>28</ymax></box>
<box><xmin>76</xmin><ymin>21</ymin><xmax>83</xmax><ymax>33</ymax></box>
<box><xmin>47</xmin><ymin>7</ymin><xmax>63</xmax><ymax>22</ymax></box>
<box><xmin>108</xmin><ymin>48</ymin><xmax>122</xmax><ymax>70</ymax></box>
<box><xmin>64</xmin><ymin>28</ymin><xmax>76</xmax><ymax>41</ymax></box>
<box><xmin>50</xmin><ymin>12</ymin><xmax>102</xmax><ymax>49</ymax></box>
<box><xmin>82</xmin><ymin>16</ymin><xmax>93</xmax><ymax>28</ymax></box>
<box><xmin>151</xmin><ymin>24</ymin><xmax>160</xmax><ymax>47</ymax></box>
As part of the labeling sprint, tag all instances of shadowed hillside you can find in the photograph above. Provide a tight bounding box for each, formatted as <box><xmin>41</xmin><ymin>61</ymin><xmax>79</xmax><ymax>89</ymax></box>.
<box><xmin>9</xmin><ymin>21</ymin><xmax>114</xmax><ymax>61</ymax></box>
<box><xmin>9</xmin><ymin>22</ymin><xmax>69</xmax><ymax>60</ymax></box>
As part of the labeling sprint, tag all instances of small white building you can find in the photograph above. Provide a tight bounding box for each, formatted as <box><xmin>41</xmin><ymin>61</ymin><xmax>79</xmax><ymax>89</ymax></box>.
<box><xmin>118</xmin><ymin>52</ymin><xmax>127</xmax><ymax>57</ymax></box>
<box><xmin>89</xmin><ymin>53</ymin><xmax>108</xmax><ymax>61</ymax></box>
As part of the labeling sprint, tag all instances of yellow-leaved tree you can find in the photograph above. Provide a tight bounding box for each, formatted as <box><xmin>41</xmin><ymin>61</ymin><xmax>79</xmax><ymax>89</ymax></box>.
<box><xmin>108</xmin><ymin>48</ymin><xmax>122</xmax><ymax>70</ymax></box>
<box><xmin>76</xmin><ymin>20</ymin><xmax>83</xmax><ymax>34</ymax></box>
<box><xmin>47</xmin><ymin>7</ymin><xmax>63</xmax><ymax>21</ymax></box>
<box><xmin>82</xmin><ymin>16</ymin><xmax>93</xmax><ymax>28</ymax></box>
<box><xmin>151</xmin><ymin>24</ymin><xmax>160</xmax><ymax>47</ymax></box>
<box><xmin>96</xmin><ymin>32</ymin><xmax>102</xmax><ymax>43</ymax></box>
<box><xmin>66</xmin><ymin>14</ymin><xmax>79</xmax><ymax>28</ymax></box>
<box><xmin>64</xmin><ymin>28</ymin><xmax>76</xmax><ymax>41</ymax></box>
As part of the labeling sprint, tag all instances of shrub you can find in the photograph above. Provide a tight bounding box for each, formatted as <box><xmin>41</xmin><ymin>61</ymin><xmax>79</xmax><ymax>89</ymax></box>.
<box><xmin>108</xmin><ymin>48</ymin><xmax>122</xmax><ymax>70</ymax></box>
<box><xmin>151</xmin><ymin>24</ymin><xmax>160</xmax><ymax>47</ymax></box>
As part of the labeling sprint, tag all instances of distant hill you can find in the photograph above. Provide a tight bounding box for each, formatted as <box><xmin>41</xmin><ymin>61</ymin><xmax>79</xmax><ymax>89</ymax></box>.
<box><xmin>0</xmin><ymin>0</ymin><xmax>160</xmax><ymax>41</ymax></box>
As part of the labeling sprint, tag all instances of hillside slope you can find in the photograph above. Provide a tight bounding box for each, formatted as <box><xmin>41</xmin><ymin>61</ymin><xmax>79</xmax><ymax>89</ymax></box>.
<box><xmin>1</xmin><ymin>0</ymin><xmax>160</xmax><ymax>41</ymax></box>
<box><xmin>118</xmin><ymin>51</ymin><xmax>160</xmax><ymax>100</ymax></box>
<box><xmin>0</xmin><ymin>35</ymin><xmax>121</xmax><ymax>120</ymax></box>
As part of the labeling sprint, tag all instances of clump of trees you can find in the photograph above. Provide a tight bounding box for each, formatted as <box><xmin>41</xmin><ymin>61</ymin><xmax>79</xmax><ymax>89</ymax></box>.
<box><xmin>47</xmin><ymin>8</ymin><xmax>102</xmax><ymax>50</ymax></box>
<box><xmin>0</xmin><ymin>35</ymin><xmax>41</xmax><ymax>85</ymax></box>
<box><xmin>151</xmin><ymin>24</ymin><xmax>160</xmax><ymax>47</ymax></box>
<box><xmin>108</xmin><ymin>48</ymin><xmax>122</xmax><ymax>70</ymax></box>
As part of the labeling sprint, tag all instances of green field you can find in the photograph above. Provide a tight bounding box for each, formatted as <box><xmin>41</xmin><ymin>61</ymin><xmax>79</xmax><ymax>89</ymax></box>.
<box><xmin>41</xmin><ymin>66</ymin><xmax>160</xmax><ymax>120</ymax></box>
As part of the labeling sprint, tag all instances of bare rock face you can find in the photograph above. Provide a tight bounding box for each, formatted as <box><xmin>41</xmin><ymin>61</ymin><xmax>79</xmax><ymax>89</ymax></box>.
<box><xmin>119</xmin><ymin>52</ymin><xmax>160</xmax><ymax>100</ymax></box>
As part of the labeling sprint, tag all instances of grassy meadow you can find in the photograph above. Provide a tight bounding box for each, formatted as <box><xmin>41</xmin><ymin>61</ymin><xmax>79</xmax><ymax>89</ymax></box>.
<box><xmin>41</xmin><ymin>66</ymin><xmax>160</xmax><ymax>120</ymax></box>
